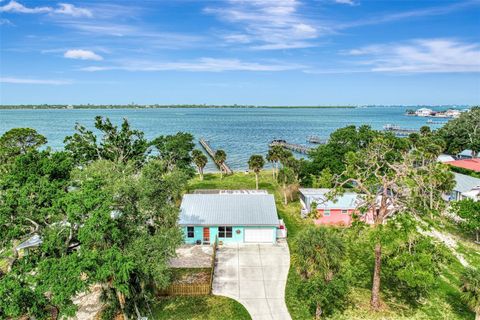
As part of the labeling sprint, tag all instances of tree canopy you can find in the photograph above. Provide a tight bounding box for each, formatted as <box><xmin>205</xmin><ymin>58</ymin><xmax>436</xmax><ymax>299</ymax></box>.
<box><xmin>64</xmin><ymin>116</ymin><xmax>149</xmax><ymax>167</ymax></box>
<box><xmin>439</xmin><ymin>107</ymin><xmax>480</xmax><ymax>156</ymax></box>
<box><xmin>0</xmin><ymin>117</ymin><xmax>190</xmax><ymax>320</ymax></box>
<box><xmin>151</xmin><ymin>132</ymin><xmax>195</xmax><ymax>173</ymax></box>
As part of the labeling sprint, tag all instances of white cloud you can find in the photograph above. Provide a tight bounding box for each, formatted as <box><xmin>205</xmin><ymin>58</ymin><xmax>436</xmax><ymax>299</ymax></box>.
<box><xmin>81</xmin><ymin>58</ymin><xmax>303</xmax><ymax>72</ymax></box>
<box><xmin>0</xmin><ymin>77</ymin><xmax>72</xmax><ymax>85</ymax></box>
<box><xmin>334</xmin><ymin>0</ymin><xmax>356</xmax><ymax>5</ymax></box>
<box><xmin>205</xmin><ymin>0</ymin><xmax>321</xmax><ymax>50</ymax></box>
<box><xmin>0</xmin><ymin>0</ymin><xmax>51</xmax><ymax>13</ymax></box>
<box><xmin>54</xmin><ymin>3</ymin><xmax>92</xmax><ymax>17</ymax></box>
<box><xmin>0</xmin><ymin>1</ymin><xmax>91</xmax><ymax>17</ymax></box>
<box><xmin>344</xmin><ymin>39</ymin><xmax>480</xmax><ymax>73</ymax></box>
<box><xmin>64</xmin><ymin>49</ymin><xmax>103</xmax><ymax>61</ymax></box>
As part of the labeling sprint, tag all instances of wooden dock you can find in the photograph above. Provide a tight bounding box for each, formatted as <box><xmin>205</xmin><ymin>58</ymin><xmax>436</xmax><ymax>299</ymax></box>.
<box><xmin>269</xmin><ymin>139</ymin><xmax>312</xmax><ymax>154</ymax></box>
<box><xmin>199</xmin><ymin>138</ymin><xmax>233</xmax><ymax>174</ymax></box>
<box><xmin>307</xmin><ymin>136</ymin><xmax>328</xmax><ymax>144</ymax></box>
<box><xmin>383</xmin><ymin>124</ymin><xmax>418</xmax><ymax>136</ymax></box>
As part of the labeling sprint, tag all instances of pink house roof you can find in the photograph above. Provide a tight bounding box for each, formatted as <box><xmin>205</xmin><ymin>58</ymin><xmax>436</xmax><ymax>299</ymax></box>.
<box><xmin>446</xmin><ymin>159</ymin><xmax>480</xmax><ymax>172</ymax></box>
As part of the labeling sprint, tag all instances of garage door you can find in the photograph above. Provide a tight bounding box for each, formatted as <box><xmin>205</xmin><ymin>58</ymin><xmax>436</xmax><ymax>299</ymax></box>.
<box><xmin>244</xmin><ymin>228</ymin><xmax>274</xmax><ymax>243</ymax></box>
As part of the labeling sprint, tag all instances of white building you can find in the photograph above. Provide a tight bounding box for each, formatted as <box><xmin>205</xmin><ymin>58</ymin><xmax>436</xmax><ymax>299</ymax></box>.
<box><xmin>450</xmin><ymin>173</ymin><xmax>480</xmax><ymax>201</ymax></box>
<box><xmin>445</xmin><ymin>109</ymin><xmax>461</xmax><ymax>118</ymax></box>
<box><xmin>437</xmin><ymin>154</ymin><xmax>455</xmax><ymax>163</ymax></box>
<box><xmin>415</xmin><ymin>108</ymin><xmax>433</xmax><ymax>117</ymax></box>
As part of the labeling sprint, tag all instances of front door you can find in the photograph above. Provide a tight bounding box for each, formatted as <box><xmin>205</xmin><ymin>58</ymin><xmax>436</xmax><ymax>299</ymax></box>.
<box><xmin>203</xmin><ymin>227</ymin><xmax>210</xmax><ymax>244</ymax></box>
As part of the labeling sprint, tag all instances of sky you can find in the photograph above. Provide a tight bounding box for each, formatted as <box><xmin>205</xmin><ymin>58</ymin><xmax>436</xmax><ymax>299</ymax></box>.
<box><xmin>0</xmin><ymin>0</ymin><xmax>479</xmax><ymax>105</ymax></box>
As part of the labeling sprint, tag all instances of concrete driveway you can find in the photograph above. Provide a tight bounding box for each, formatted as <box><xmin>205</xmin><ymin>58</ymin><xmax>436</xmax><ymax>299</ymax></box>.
<box><xmin>212</xmin><ymin>242</ymin><xmax>291</xmax><ymax>320</ymax></box>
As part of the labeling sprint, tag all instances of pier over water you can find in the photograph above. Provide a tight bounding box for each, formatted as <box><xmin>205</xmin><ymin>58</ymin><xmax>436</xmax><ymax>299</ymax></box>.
<box><xmin>269</xmin><ymin>139</ymin><xmax>312</xmax><ymax>154</ymax></box>
<box><xmin>199</xmin><ymin>138</ymin><xmax>233</xmax><ymax>174</ymax></box>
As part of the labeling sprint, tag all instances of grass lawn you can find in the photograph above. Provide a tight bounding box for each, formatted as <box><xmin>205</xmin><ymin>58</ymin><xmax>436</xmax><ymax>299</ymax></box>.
<box><xmin>152</xmin><ymin>296</ymin><xmax>251</xmax><ymax>320</ymax></box>
<box><xmin>188</xmin><ymin>171</ymin><xmax>476</xmax><ymax>320</ymax></box>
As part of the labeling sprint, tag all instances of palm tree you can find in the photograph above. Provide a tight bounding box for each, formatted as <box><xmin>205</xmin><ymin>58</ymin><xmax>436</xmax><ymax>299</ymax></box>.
<box><xmin>277</xmin><ymin>167</ymin><xmax>296</xmax><ymax>205</ymax></box>
<box><xmin>248</xmin><ymin>155</ymin><xmax>265</xmax><ymax>190</ymax></box>
<box><xmin>214</xmin><ymin>149</ymin><xmax>227</xmax><ymax>179</ymax></box>
<box><xmin>460</xmin><ymin>268</ymin><xmax>480</xmax><ymax>320</ymax></box>
<box><xmin>267</xmin><ymin>145</ymin><xmax>283</xmax><ymax>179</ymax></box>
<box><xmin>278</xmin><ymin>148</ymin><xmax>293</xmax><ymax>169</ymax></box>
<box><xmin>192</xmin><ymin>149</ymin><xmax>208</xmax><ymax>180</ymax></box>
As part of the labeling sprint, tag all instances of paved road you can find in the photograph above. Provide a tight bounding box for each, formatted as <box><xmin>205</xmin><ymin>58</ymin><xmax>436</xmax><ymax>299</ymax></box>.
<box><xmin>212</xmin><ymin>242</ymin><xmax>292</xmax><ymax>320</ymax></box>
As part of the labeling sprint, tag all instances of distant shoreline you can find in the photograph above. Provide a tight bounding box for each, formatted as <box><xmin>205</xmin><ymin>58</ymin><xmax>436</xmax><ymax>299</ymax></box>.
<box><xmin>0</xmin><ymin>105</ymin><xmax>357</xmax><ymax>110</ymax></box>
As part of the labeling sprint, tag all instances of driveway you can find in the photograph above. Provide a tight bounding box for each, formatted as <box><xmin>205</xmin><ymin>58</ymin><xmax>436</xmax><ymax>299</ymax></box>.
<box><xmin>212</xmin><ymin>242</ymin><xmax>291</xmax><ymax>320</ymax></box>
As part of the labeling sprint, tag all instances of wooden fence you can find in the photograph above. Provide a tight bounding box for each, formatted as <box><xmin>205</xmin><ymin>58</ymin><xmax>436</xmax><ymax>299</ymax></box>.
<box><xmin>162</xmin><ymin>283</ymin><xmax>211</xmax><ymax>296</ymax></box>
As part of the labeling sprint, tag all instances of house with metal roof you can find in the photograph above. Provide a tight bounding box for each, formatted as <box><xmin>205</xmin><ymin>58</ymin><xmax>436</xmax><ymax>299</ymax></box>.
<box><xmin>298</xmin><ymin>188</ymin><xmax>374</xmax><ymax>226</ymax></box>
<box><xmin>179</xmin><ymin>192</ymin><xmax>280</xmax><ymax>244</ymax></box>
<box><xmin>447</xmin><ymin>159</ymin><xmax>480</xmax><ymax>173</ymax></box>
<box><xmin>451</xmin><ymin>173</ymin><xmax>480</xmax><ymax>201</ymax></box>
<box><xmin>457</xmin><ymin>149</ymin><xmax>479</xmax><ymax>160</ymax></box>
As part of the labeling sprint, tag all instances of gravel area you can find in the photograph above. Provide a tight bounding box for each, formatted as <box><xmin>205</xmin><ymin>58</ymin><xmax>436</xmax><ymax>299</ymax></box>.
<box><xmin>169</xmin><ymin>245</ymin><xmax>213</xmax><ymax>268</ymax></box>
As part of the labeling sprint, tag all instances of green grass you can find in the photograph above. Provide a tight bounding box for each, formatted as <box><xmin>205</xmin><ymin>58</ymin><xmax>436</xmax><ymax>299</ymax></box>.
<box><xmin>188</xmin><ymin>171</ymin><xmax>477</xmax><ymax>320</ymax></box>
<box><xmin>151</xmin><ymin>296</ymin><xmax>251</xmax><ymax>320</ymax></box>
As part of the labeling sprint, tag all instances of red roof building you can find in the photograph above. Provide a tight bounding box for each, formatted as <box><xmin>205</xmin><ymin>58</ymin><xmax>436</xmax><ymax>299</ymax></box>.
<box><xmin>446</xmin><ymin>159</ymin><xmax>480</xmax><ymax>172</ymax></box>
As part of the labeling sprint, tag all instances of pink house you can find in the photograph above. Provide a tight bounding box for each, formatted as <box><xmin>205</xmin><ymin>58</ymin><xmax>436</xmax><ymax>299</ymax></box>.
<box><xmin>299</xmin><ymin>188</ymin><xmax>374</xmax><ymax>226</ymax></box>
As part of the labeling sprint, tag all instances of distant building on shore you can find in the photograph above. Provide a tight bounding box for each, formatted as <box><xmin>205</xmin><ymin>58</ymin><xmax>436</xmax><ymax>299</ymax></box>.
<box><xmin>415</xmin><ymin>108</ymin><xmax>433</xmax><ymax>117</ymax></box>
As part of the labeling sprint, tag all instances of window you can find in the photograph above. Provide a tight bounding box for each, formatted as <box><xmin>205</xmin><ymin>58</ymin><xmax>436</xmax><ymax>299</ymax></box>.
<box><xmin>323</xmin><ymin>209</ymin><xmax>331</xmax><ymax>216</ymax></box>
<box><xmin>187</xmin><ymin>226</ymin><xmax>194</xmax><ymax>238</ymax></box>
<box><xmin>218</xmin><ymin>226</ymin><xmax>233</xmax><ymax>238</ymax></box>
<box><xmin>341</xmin><ymin>209</ymin><xmax>348</xmax><ymax>214</ymax></box>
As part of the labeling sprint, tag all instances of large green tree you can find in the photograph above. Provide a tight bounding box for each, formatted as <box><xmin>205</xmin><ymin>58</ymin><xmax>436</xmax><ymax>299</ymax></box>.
<box><xmin>0</xmin><ymin>128</ymin><xmax>47</xmax><ymax>173</ymax></box>
<box><xmin>336</xmin><ymin>136</ymin><xmax>454</xmax><ymax>310</ymax></box>
<box><xmin>439</xmin><ymin>107</ymin><xmax>480</xmax><ymax>157</ymax></box>
<box><xmin>64</xmin><ymin>116</ymin><xmax>149</xmax><ymax>167</ymax></box>
<box><xmin>453</xmin><ymin>199</ymin><xmax>480</xmax><ymax>243</ymax></box>
<box><xmin>151</xmin><ymin>132</ymin><xmax>195</xmax><ymax>173</ymax></box>
<box><xmin>0</xmin><ymin>158</ymin><xmax>187</xmax><ymax>319</ymax></box>
<box><xmin>0</xmin><ymin>128</ymin><xmax>47</xmax><ymax>158</ymax></box>
<box><xmin>300</xmin><ymin>125</ymin><xmax>378</xmax><ymax>185</ymax></box>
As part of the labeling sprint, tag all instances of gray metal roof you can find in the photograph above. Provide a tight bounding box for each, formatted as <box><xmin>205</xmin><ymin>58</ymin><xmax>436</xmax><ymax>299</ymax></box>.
<box><xmin>299</xmin><ymin>188</ymin><xmax>360</xmax><ymax>210</ymax></box>
<box><xmin>454</xmin><ymin>173</ymin><xmax>480</xmax><ymax>193</ymax></box>
<box><xmin>179</xmin><ymin>193</ymin><xmax>279</xmax><ymax>226</ymax></box>
<box><xmin>16</xmin><ymin>234</ymin><xmax>42</xmax><ymax>250</ymax></box>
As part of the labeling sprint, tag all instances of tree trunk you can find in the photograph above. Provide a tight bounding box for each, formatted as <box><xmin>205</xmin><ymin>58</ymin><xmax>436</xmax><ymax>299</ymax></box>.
<box><xmin>283</xmin><ymin>183</ymin><xmax>288</xmax><ymax>205</ymax></box>
<box><xmin>476</xmin><ymin>230</ymin><xmax>479</xmax><ymax>243</ymax></box>
<box><xmin>475</xmin><ymin>310</ymin><xmax>479</xmax><ymax>320</ymax></box>
<box><xmin>200</xmin><ymin>167</ymin><xmax>204</xmax><ymax>180</ymax></box>
<box><xmin>255</xmin><ymin>173</ymin><xmax>259</xmax><ymax>190</ymax></box>
<box><xmin>315</xmin><ymin>303</ymin><xmax>322</xmax><ymax>319</ymax></box>
<box><xmin>7</xmin><ymin>249</ymin><xmax>19</xmax><ymax>272</ymax></box>
<box><xmin>370</xmin><ymin>242</ymin><xmax>382</xmax><ymax>310</ymax></box>
<box><xmin>220</xmin><ymin>166</ymin><xmax>223</xmax><ymax>179</ymax></box>
<box><xmin>116</xmin><ymin>290</ymin><xmax>128</xmax><ymax>320</ymax></box>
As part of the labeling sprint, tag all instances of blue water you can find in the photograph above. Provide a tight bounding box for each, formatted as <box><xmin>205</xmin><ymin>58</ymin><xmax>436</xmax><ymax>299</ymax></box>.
<box><xmin>0</xmin><ymin>107</ymin><xmax>449</xmax><ymax>170</ymax></box>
